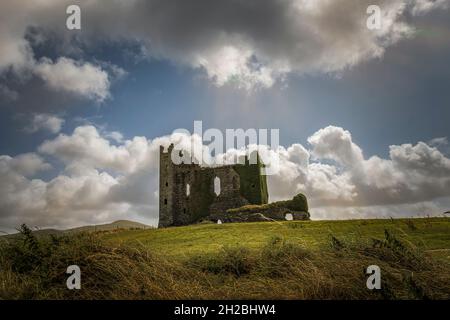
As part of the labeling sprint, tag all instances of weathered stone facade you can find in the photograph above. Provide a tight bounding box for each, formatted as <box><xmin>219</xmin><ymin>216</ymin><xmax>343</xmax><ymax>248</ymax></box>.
<box><xmin>208</xmin><ymin>193</ymin><xmax>310</xmax><ymax>223</ymax></box>
<box><xmin>159</xmin><ymin>144</ymin><xmax>268</xmax><ymax>227</ymax></box>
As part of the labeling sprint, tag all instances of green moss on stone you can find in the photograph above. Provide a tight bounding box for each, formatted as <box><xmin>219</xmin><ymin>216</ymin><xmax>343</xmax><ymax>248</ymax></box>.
<box><xmin>227</xmin><ymin>193</ymin><xmax>309</xmax><ymax>215</ymax></box>
<box><xmin>233</xmin><ymin>153</ymin><xmax>268</xmax><ymax>205</ymax></box>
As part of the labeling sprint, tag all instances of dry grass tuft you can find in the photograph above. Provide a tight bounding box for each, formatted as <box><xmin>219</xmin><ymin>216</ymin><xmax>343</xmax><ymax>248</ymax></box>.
<box><xmin>0</xmin><ymin>225</ymin><xmax>449</xmax><ymax>300</ymax></box>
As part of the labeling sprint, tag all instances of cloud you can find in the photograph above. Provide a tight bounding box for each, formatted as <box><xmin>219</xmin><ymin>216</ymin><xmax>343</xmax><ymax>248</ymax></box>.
<box><xmin>25</xmin><ymin>113</ymin><xmax>64</xmax><ymax>134</ymax></box>
<box><xmin>313</xmin><ymin>199</ymin><xmax>450</xmax><ymax>220</ymax></box>
<box><xmin>0</xmin><ymin>2</ymin><xmax>117</xmax><ymax>104</ymax></box>
<box><xmin>76</xmin><ymin>0</ymin><xmax>433</xmax><ymax>89</ymax></box>
<box><xmin>308</xmin><ymin>126</ymin><xmax>364</xmax><ymax>167</ymax></box>
<box><xmin>281</xmin><ymin>126</ymin><xmax>450</xmax><ymax>208</ymax></box>
<box><xmin>104</xmin><ymin>131</ymin><xmax>125</xmax><ymax>144</ymax></box>
<box><xmin>429</xmin><ymin>137</ymin><xmax>448</xmax><ymax>146</ymax></box>
<box><xmin>34</xmin><ymin>57</ymin><xmax>110</xmax><ymax>102</ymax></box>
<box><xmin>412</xmin><ymin>0</ymin><xmax>450</xmax><ymax>14</ymax></box>
<box><xmin>0</xmin><ymin>84</ymin><xmax>18</xmax><ymax>102</ymax></box>
<box><xmin>0</xmin><ymin>125</ymin><xmax>449</xmax><ymax>231</ymax></box>
<box><xmin>0</xmin><ymin>153</ymin><xmax>50</xmax><ymax>229</ymax></box>
<box><xmin>0</xmin><ymin>153</ymin><xmax>51</xmax><ymax>177</ymax></box>
<box><xmin>0</xmin><ymin>0</ymin><xmax>449</xmax><ymax>92</ymax></box>
<box><xmin>39</xmin><ymin>126</ymin><xmax>154</xmax><ymax>174</ymax></box>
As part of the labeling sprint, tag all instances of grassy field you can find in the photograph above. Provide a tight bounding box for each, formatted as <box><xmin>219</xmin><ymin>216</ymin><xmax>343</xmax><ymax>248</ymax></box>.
<box><xmin>1</xmin><ymin>217</ymin><xmax>449</xmax><ymax>300</ymax></box>
<box><xmin>103</xmin><ymin>218</ymin><xmax>450</xmax><ymax>260</ymax></box>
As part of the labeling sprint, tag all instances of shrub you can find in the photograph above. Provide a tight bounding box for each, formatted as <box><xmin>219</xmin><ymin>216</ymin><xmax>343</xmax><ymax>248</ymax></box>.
<box><xmin>359</xmin><ymin>230</ymin><xmax>428</xmax><ymax>271</ymax></box>
<box><xmin>259</xmin><ymin>237</ymin><xmax>310</xmax><ymax>277</ymax></box>
<box><xmin>187</xmin><ymin>246</ymin><xmax>255</xmax><ymax>277</ymax></box>
<box><xmin>287</xmin><ymin>193</ymin><xmax>309</xmax><ymax>212</ymax></box>
<box><xmin>405</xmin><ymin>219</ymin><xmax>417</xmax><ymax>231</ymax></box>
<box><xmin>0</xmin><ymin>229</ymin><xmax>210</xmax><ymax>299</ymax></box>
<box><xmin>329</xmin><ymin>234</ymin><xmax>345</xmax><ymax>251</ymax></box>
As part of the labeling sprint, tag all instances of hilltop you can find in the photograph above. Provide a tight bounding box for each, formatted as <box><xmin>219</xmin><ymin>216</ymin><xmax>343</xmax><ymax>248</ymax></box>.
<box><xmin>67</xmin><ymin>220</ymin><xmax>150</xmax><ymax>233</ymax></box>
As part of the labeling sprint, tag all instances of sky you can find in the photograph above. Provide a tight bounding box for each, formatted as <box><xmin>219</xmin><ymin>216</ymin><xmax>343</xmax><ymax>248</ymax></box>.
<box><xmin>0</xmin><ymin>0</ymin><xmax>450</xmax><ymax>231</ymax></box>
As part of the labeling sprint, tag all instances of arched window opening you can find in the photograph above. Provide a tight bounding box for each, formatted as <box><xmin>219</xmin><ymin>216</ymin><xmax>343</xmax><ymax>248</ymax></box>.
<box><xmin>165</xmin><ymin>181</ymin><xmax>168</xmax><ymax>187</ymax></box>
<box><xmin>214</xmin><ymin>176</ymin><xmax>221</xmax><ymax>196</ymax></box>
<box><xmin>186</xmin><ymin>183</ymin><xmax>190</xmax><ymax>196</ymax></box>
<box><xmin>164</xmin><ymin>199</ymin><xmax>168</xmax><ymax>205</ymax></box>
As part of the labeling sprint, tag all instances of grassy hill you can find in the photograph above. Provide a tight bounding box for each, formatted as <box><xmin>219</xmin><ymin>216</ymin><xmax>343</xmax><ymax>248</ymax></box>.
<box><xmin>1</xmin><ymin>220</ymin><xmax>150</xmax><ymax>239</ymax></box>
<box><xmin>66</xmin><ymin>220</ymin><xmax>150</xmax><ymax>233</ymax></box>
<box><xmin>1</xmin><ymin>218</ymin><xmax>449</xmax><ymax>299</ymax></box>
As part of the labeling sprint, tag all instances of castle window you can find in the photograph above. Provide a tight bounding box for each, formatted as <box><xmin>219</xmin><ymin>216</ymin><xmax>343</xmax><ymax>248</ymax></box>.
<box><xmin>183</xmin><ymin>208</ymin><xmax>186</xmax><ymax>214</ymax></box>
<box><xmin>214</xmin><ymin>176</ymin><xmax>221</xmax><ymax>196</ymax></box>
<box><xmin>165</xmin><ymin>181</ymin><xmax>168</xmax><ymax>187</ymax></box>
<box><xmin>251</xmin><ymin>183</ymin><xmax>255</xmax><ymax>188</ymax></box>
<box><xmin>186</xmin><ymin>183</ymin><xmax>190</xmax><ymax>196</ymax></box>
<box><xmin>164</xmin><ymin>198</ymin><xmax>167</xmax><ymax>205</ymax></box>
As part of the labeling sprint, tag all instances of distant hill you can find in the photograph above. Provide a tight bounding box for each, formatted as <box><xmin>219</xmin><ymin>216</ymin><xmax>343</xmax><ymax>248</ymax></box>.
<box><xmin>67</xmin><ymin>220</ymin><xmax>150</xmax><ymax>233</ymax></box>
<box><xmin>0</xmin><ymin>220</ymin><xmax>151</xmax><ymax>239</ymax></box>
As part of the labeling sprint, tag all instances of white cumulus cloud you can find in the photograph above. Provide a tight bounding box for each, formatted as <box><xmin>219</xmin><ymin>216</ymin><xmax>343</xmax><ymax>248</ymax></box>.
<box><xmin>34</xmin><ymin>58</ymin><xmax>110</xmax><ymax>102</ymax></box>
<box><xmin>0</xmin><ymin>125</ymin><xmax>449</xmax><ymax>231</ymax></box>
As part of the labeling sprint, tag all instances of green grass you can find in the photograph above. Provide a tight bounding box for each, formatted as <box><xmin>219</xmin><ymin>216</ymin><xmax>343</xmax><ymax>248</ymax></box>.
<box><xmin>103</xmin><ymin>218</ymin><xmax>450</xmax><ymax>260</ymax></box>
<box><xmin>1</xmin><ymin>218</ymin><xmax>449</xmax><ymax>299</ymax></box>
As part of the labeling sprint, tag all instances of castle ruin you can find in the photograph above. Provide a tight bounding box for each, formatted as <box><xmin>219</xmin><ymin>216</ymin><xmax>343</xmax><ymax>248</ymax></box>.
<box><xmin>158</xmin><ymin>144</ymin><xmax>268</xmax><ymax>227</ymax></box>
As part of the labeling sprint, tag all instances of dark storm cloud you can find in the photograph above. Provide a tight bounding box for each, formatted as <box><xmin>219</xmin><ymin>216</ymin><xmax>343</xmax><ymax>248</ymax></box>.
<box><xmin>1</xmin><ymin>0</ymin><xmax>448</xmax><ymax>93</ymax></box>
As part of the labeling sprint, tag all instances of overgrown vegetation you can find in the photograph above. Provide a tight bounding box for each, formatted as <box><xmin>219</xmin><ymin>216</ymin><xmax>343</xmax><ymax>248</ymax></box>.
<box><xmin>1</xmin><ymin>219</ymin><xmax>449</xmax><ymax>300</ymax></box>
<box><xmin>227</xmin><ymin>193</ymin><xmax>309</xmax><ymax>214</ymax></box>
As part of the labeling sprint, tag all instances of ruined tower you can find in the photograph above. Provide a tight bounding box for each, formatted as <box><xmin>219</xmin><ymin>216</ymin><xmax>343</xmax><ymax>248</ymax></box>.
<box><xmin>158</xmin><ymin>144</ymin><xmax>268</xmax><ymax>227</ymax></box>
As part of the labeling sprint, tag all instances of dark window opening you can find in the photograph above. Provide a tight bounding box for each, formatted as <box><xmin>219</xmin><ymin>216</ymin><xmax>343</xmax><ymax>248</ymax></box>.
<box><xmin>164</xmin><ymin>199</ymin><xmax>167</xmax><ymax>205</ymax></box>
<box><xmin>251</xmin><ymin>183</ymin><xmax>255</xmax><ymax>188</ymax></box>
<box><xmin>165</xmin><ymin>182</ymin><xmax>168</xmax><ymax>187</ymax></box>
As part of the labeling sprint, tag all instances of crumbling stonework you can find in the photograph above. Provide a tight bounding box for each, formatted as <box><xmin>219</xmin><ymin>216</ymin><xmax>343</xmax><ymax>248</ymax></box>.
<box><xmin>159</xmin><ymin>144</ymin><xmax>268</xmax><ymax>227</ymax></box>
<box><xmin>207</xmin><ymin>193</ymin><xmax>310</xmax><ymax>223</ymax></box>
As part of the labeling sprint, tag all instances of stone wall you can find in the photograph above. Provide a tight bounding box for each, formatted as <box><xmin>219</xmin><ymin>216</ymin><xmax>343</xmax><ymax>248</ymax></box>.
<box><xmin>158</xmin><ymin>144</ymin><xmax>269</xmax><ymax>227</ymax></box>
<box><xmin>206</xmin><ymin>193</ymin><xmax>310</xmax><ymax>223</ymax></box>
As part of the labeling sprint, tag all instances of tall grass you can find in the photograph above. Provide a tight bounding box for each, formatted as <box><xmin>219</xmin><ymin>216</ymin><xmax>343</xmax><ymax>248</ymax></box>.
<box><xmin>0</xmin><ymin>225</ymin><xmax>449</xmax><ymax>299</ymax></box>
